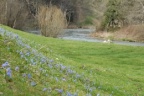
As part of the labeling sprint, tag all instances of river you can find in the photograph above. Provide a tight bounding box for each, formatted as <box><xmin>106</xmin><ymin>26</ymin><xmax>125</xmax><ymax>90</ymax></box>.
<box><xmin>29</xmin><ymin>29</ymin><xmax>144</xmax><ymax>46</ymax></box>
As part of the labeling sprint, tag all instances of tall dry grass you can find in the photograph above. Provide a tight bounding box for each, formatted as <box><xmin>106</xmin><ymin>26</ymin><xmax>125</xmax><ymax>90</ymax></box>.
<box><xmin>37</xmin><ymin>5</ymin><xmax>67</xmax><ymax>37</ymax></box>
<box><xmin>114</xmin><ymin>25</ymin><xmax>144</xmax><ymax>41</ymax></box>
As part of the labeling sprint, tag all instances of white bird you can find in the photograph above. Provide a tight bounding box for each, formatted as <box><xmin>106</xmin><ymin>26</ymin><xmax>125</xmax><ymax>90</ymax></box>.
<box><xmin>103</xmin><ymin>40</ymin><xmax>107</xmax><ymax>43</ymax></box>
<box><xmin>103</xmin><ymin>39</ymin><xmax>112</xmax><ymax>43</ymax></box>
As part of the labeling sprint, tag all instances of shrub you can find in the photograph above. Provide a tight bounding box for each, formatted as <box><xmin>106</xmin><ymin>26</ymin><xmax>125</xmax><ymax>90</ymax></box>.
<box><xmin>100</xmin><ymin>0</ymin><xmax>123</xmax><ymax>31</ymax></box>
<box><xmin>37</xmin><ymin>5</ymin><xmax>67</xmax><ymax>37</ymax></box>
<box><xmin>83</xmin><ymin>16</ymin><xmax>93</xmax><ymax>25</ymax></box>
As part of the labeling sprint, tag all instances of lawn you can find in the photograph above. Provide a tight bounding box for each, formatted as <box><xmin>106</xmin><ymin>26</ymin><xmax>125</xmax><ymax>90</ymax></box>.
<box><xmin>0</xmin><ymin>25</ymin><xmax>144</xmax><ymax>96</ymax></box>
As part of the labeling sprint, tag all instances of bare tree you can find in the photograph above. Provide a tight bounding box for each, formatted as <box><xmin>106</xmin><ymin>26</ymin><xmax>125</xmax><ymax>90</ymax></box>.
<box><xmin>0</xmin><ymin>0</ymin><xmax>29</xmax><ymax>29</ymax></box>
<box><xmin>0</xmin><ymin>0</ymin><xmax>7</xmax><ymax>24</ymax></box>
<box><xmin>120</xmin><ymin>0</ymin><xmax>144</xmax><ymax>25</ymax></box>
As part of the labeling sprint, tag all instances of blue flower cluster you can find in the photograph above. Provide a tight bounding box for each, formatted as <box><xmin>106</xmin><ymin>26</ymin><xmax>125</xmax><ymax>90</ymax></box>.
<box><xmin>2</xmin><ymin>62</ymin><xmax>10</xmax><ymax>68</ymax></box>
<box><xmin>2</xmin><ymin>62</ymin><xmax>12</xmax><ymax>79</ymax></box>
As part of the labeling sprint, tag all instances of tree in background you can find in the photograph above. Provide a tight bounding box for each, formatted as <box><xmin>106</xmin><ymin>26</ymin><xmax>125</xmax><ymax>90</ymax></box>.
<box><xmin>0</xmin><ymin>0</ymin><xmax>7</xmax><ymax>25</ymax></box>
<box><xmin>0</xmin><ymin>0</ymin><xmax>28</xmax><ymax>29</ymax></box>
<box><xmin>120</xmin><ymin>0</ymin><xmax>144</xmax><ymax>25</ymax></box>
<box><xmin>37</xmin><ymin>5</ymin><xmax>67</xmax><ymax>37</ymax></box>
<box><xmin>100</xmin><ymin>0</ymin><xmax>124</xmax><ymax>31</ymax></box>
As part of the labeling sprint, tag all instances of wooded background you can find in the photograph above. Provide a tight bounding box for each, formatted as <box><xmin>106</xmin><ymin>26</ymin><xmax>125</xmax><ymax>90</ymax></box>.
<box><xmin>0</xmin><ymin>0</ymin><xmax>144</xmax><ymax>30</ymax></box>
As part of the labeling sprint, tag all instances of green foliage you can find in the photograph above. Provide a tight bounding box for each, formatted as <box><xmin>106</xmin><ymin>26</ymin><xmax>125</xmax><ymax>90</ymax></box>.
<box><xmin>83</xmin><ymin>16</ymin><xmax>94</xmax><ymax>25</ymax></box>
<box><xmin>78</xmin><ymin>16</ymin><xmax>94</xmax><ymax>27</ymax></box>
<box><xmin>100</xmin><ymin>0</ymin><xmax>123</xmax><ymax>31</ymax></box>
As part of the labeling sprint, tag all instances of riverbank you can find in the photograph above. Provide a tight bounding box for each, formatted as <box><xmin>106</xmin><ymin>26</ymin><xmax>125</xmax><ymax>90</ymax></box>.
<box><xmin>61</xmin><ymin>29</ymin><xmax>144</xmax><ymax>46</ymax></box>
<box><xmin>26</xmin><ymin>28</ymin><xmax>144</xmax><ymax>46</ymax></box>
<box><xmin>91</xmin><ymin>25</ymin><xmax>144</xmax><ymax>42</ymax></box>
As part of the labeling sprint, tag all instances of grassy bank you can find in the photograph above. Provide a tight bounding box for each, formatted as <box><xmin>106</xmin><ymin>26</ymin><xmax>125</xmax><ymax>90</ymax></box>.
<box><xmin>0</xmin><ymin>25</ymin><xmax>144</xmax><ymax>96</ymax></box>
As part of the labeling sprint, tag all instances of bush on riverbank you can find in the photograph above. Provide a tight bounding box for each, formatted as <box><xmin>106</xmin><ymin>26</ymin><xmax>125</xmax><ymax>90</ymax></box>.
<box><xmin>37</xmin><ymin>5</ymin><xmax>67</xmax><ymax>38</ymax></box>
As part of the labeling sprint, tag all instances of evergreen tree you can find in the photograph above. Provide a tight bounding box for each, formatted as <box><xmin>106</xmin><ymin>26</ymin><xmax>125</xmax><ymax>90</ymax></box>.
<box><xmin>101</xmin><ymin>0</ymin><xmax>123</xmax><ymax>31</ymax></box>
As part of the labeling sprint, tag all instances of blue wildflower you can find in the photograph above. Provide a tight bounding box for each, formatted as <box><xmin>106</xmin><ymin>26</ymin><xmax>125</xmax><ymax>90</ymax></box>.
<box><xmin>48</xmin><ymin>64</ymin><xmax>53</xmax><ymax>68</ymax></box>
<box><xmin>89</xmin><ymin>87</ymin><xmax>93</xmax><ymax>92</ymax></box>
<box><xmin>67</xmin><ymin>92</ymin><xmax>73</xmax><ymax>96</ymax></box>
<box><xmin>20</xmin><ymin>51</ymin><xmax>23</xmax><ymax>55</ymax></box>
<box><xmin>26</xmin><ymin>52</ymin><xmax>30</xmax><ymax>56</ymax></box>
<box><xmin>75</xmin><ymin>74</ymin><xmax>81</xmax><ymax>79</ymax></box>
<box><xmin>49</xmin><ymin>59</ymin><xmax>54</xmax><ymax>63</ymax></box>
<box><xmin>2</xmin><ymin>62</ymin><xmax>10</xmax><ymax>68</ymax></box>
<box><xmin>28</xmin><ymin>73</ymin><xmax>32</xmax><ymax>79</ymax></box>
<box><xmin>60</xmin><ymin>64</ymin><xmax>66</xmax><ymax>70</ymax></box>
<box><xmin>15</xmin><ymin>66</ymin><xmax>19</xmax><ymax>71</ymax></box>
<box><xmin>15</xmin><ymin>35</ymin><xmax>19</xmax><ymax>39</ymax></box>
<box><xmin>26</xmin><ymin>45</ymin><xmax>30</xmax><ymax>49</ymax></box>
<box><xmin>43</xmin><ymin>88</ymin><xmax>47</xmax><ymax>91</ymax></box>
<box><xmin>32</xmin><ymin>49</ymin><xmax>36</xmax><ymax>53</ymax></box>
<box><xmin>55</xmin><ymin>64</ymin><xmax>59</xmax><ymax>68</ymax></box>
<box><xmin>67</xmin><ymin>69</ymin><xmax>74</xmax><ymax>74</ymax></box>
<box><xmin>40</xmin><ymin>58</ymin><xmax>46</xmax><ymax>64</ymax></box>
<box><xmin>22</xmin><ymin>73</ymin><xmax>27</xmax><ymax>77</ymax></box>
<box><xmin>31</xmin><ymin>81</ymin><xmax>36</xmax><ymax>86</ymax></box>
<box><xmin>55</xmin><ymin>89</ymin><xmax>63</xmax><ymax>93</ymax></box>
<box><xmin>39</xmin><ymin>68</ymin><xmax>43</xmax><ymax>71</ymax></box>
<box><xmin>6</xmin><ymin>67</ymin><xmax>12</xmax><ymax>78</ymax></box>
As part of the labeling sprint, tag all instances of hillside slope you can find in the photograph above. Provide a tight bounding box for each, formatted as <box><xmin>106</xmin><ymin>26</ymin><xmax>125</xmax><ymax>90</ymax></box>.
<box><xmin>0</xmin><ymin>25</ymin><xmax>144</xmax><ymax>96</ymax></box>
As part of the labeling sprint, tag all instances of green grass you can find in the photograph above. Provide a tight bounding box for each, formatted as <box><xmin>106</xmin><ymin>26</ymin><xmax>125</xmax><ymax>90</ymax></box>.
<box><xmin>0</xmin><ymin>25</ymin><xmax>144</xmax><ymax>96</ymax></box>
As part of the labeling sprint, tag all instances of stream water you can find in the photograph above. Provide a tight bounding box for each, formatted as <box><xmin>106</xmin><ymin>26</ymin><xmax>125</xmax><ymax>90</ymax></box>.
<box><xmin>29</xmin><ymin>29</ymin><xmax>144</xmax><ymax>46</ymax></box>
